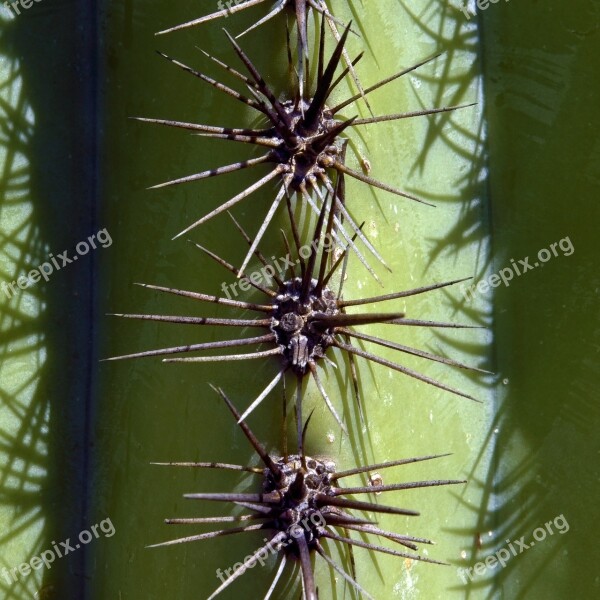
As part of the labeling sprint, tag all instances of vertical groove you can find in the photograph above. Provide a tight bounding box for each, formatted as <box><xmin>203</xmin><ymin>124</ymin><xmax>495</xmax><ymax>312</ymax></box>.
<box><xmin>79</xmin><ymin>0</ymin><xmax>100</xmax><ymax>597</ymax></box>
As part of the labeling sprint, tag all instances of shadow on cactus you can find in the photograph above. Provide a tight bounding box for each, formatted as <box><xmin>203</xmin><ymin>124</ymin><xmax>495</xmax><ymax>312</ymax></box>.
<box><xmin>154</xmin><ymin>0</ymin><xmax>365</xmax><ymax>101</ymax></box>
<box><xmin>104</xmin><ymin>189</ymin><xmax>488</xmax><ymax>439</ymax></box>
<box><xmin>149</xmin><ymin>386</ymin><xmax>465</xmax><ymax>600</ymax></box>
<box><xmin>137</xmin><ymin>23</ymin><xmax>474</xmax><ymax>278</ymax></box>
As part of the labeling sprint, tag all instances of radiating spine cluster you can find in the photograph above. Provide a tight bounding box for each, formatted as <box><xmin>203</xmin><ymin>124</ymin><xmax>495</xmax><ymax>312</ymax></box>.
<box><xmin>109</xmin><ymin>3</ymin><xmax>483</xmax><ymax>598</ymax></box>
<box><xmin>148</xmin><ymin>386</ymin><xmax>465</xmax><ymax>599</ymax></box>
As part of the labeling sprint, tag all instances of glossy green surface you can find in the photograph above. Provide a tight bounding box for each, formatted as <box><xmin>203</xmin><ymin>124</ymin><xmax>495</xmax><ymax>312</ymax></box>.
<box><xmin>0</xmin><ymin>0</ymin><xmax>597</xmax><ymax>599</ymax></box>
<box><xmin>0</xmin><ymin>3</ymin><xmax>98</xmax><ymax>598</ymax></box>
<box><xmin>93</xmin><ymin>2</ymin><xmax>492</xmax><ymax>598</ymax></box>
<box><xmin>472</xmin><ymin>1</ymin><xmax>600</xmax><ymax>598</ymax></box>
